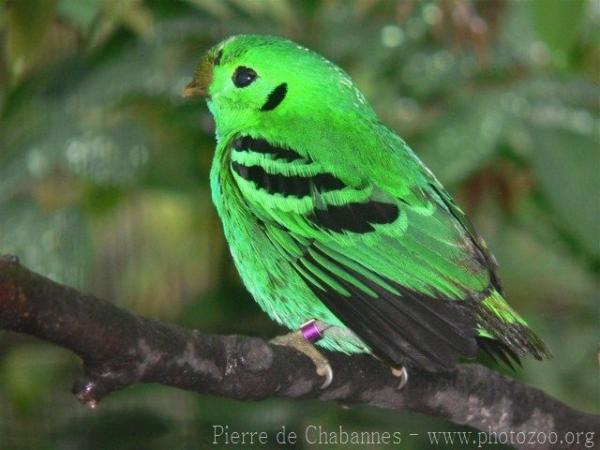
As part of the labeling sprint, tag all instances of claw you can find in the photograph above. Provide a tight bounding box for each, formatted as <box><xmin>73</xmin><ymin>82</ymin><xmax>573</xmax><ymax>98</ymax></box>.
<box><xmin>271</xmin><ymin>331</ymin><xmax>333</xmax><ymax>389</ymax></box>
<box><xmin>391</xmin><ymin>366</ymin><xmax>409</xmax><ymax>390</ymax></box>
<box><xmin>317</xmin><ymin>362</ymin><xmax>333</xmax><ymax>389</ymax></box>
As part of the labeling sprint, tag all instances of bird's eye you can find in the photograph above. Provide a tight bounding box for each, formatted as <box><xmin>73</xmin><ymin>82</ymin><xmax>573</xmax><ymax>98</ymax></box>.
<box><xmin>233</xmin><ymin>66</ymin><xmax>257</xmax><ymax>88</ymax></box>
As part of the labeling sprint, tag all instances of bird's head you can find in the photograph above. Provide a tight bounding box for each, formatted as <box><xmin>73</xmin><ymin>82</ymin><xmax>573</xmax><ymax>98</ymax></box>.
<box><xmin>183</xmin><ymin>35</ymin><xmax>376</xmax><ymax>138</ymax></box>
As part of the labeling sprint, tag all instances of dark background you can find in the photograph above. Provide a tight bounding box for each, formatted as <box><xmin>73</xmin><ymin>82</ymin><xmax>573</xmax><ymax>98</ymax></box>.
<box><xmin>0</xmin><ymin>0</ymin><xmax>598</xmax><ymax>449</ymax></box>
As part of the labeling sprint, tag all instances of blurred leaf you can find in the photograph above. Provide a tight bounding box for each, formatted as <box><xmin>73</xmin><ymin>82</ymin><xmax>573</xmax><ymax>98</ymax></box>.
<box><xmin>103</xmin><ymin>0</ymin><xmax>154</xmax><ymax>39</ymax></box>
<box><xmin>485</xmin><ymin>200</ymin><xmax>597</xmax><ymax>308</ymax></box>
<box><xmin>185</xmin><ymin>0</ymin><xmax>233</xmax><ymax>19</ymax></box>
<box><xmin>265</xmin><ymin>0</ymin><xmax>294</xmax><ymax>25</ymax></box>
<box><xmin>530</xmin><ymin>310</ymin><xmax>600</xmax><ymax>412</ymax></box>
<box><xmin>530</xmin><ymin>0</ymin><xmax>585</xmax><ymax>59</ymax></box>
<box><xmin>229</xmin><ymin>0</ymin><xmax>265</xmax><ymax>18</ymax></box>
<box><xmin>88</xmin><ymin>190</ymin><xmax>220</xmax><ymax>318</ymax></box>
<box><xmin>529</xmin><ymin>126</ymin><xmax>600</xmax><ymax>257</ymax></box>
<box><xmin>0</xmin><ymin>346</ymin><xmax>66</xmax><ymax>414</ymax></box>
<box><xmin>82</xmin><ymin>184</ymin><xmax>125</xmax><ymax>216</ymax></box>
<box><xmin>417</xmin><ymin>93</ymin><xmax>506</xmax><ymax>185</ymax></box>
<box><xmin>0</xmin><ymin>200</ymin><xmax>92</xmax><ymax>287</ymax></box>
<box><xmin>57</xmin><ymin>0</ymin><xmax>101</xmax><ymax>32</ymax></box>
<box><xmin>56</xmin><ymin>409</ymin><xmax>172</xmax><ymax>450</ymax></box>
<box><xmin>4</xmin><ymin>0</ymin><xmax>58</xmax><ymax>81</ymax></box>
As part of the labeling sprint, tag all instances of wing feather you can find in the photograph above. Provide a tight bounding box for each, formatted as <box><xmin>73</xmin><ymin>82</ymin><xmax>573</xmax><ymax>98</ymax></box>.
<box><xmin>226</xmin><ymin>133</ymin><xmax>544</xmax><ymax>369</ymax></box>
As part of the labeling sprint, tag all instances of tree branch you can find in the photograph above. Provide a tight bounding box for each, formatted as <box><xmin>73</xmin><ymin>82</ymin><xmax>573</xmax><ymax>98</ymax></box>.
<box><xmin>0</xmin><ymin>255</ymin><xmax>598</xmax><ymax>449</ymax></box>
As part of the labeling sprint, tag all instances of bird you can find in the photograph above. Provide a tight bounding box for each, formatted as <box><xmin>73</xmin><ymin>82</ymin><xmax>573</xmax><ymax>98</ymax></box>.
<box><xmin>183</xmin><ymin>34</ymin><xmax>551</xmax><ymax>388</ymax></box>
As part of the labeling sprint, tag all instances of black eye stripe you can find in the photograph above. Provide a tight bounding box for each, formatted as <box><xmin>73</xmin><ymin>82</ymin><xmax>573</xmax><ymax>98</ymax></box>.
<box><xmin>261</xmin><ymin>83</ymin><xmax>288</xmax><ymax>111</ymax></box>
<box><xmin>233</xmin><ymin>66</ymin><xmax>257</xmax><ymax>88</ymax></box>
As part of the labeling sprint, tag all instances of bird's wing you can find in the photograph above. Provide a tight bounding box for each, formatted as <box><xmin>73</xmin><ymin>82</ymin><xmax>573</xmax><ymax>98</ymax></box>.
<box><xmin>227</xmin><ymin>133</ymin><xmax>521</xmax><ymax>370</ymax></box>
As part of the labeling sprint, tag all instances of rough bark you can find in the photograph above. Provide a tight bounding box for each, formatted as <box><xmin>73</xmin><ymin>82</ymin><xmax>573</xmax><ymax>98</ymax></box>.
<box><xmin>0</xmin><ymin>255</ymin><xmax>598</xmax><ymax>449</ymax></box>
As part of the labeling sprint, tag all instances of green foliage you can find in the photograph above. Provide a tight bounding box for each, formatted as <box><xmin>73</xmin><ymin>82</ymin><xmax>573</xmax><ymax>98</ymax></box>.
<box><xmin>0</xmin><ymin>1</ymin><xmax>598</xmax><ymax>449</ymax></box>
<box><xmin>0</xmin><ymin>345</ymin><xmax>68</xmax><ymax>414</ymax></box>
<box><xmin>531</xmin><ymin>0</ymin><xmax>586</xmax><ymax>59</ymax></box>
<box><xmin>530</xmin><ymin>127</ymin><xmax>600</xmax><ymax>257</ymax></box>
<box><xmin>4</xmin><ymin>0</ymin><xmax>58</xmax><ymax>81</ymax></box>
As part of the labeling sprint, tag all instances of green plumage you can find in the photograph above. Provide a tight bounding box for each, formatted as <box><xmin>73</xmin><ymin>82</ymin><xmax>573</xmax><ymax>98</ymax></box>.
<box><xmin>188</xmin><ymin>35</ymin><xmax>551</xmax><ymax>371</ymax></box>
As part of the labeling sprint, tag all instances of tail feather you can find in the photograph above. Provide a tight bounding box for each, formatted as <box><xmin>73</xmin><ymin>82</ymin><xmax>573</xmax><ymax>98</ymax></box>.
<box><xmin>476</xmin><ymin>291</ymin><xmax>552</xmax><ymax>361</ymax></box>
<box><xmin>476</xmin><ymin>336</ymin><xmax>522</xmax><ymax>370</ymax></box>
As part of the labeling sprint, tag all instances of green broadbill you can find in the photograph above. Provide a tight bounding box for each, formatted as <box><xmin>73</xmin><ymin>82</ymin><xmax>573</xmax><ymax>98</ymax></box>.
<box><xmin>184</xmin><ymin>35</ymin><xmax>550</xmax><ymax>380</ymax></box>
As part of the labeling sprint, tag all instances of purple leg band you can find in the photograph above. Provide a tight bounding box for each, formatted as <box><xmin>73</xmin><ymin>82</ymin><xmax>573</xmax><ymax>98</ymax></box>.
<box><xmin>300</xmin><ymin>320</ymin><xmax>323</xmax><ymax>343</ymax></box>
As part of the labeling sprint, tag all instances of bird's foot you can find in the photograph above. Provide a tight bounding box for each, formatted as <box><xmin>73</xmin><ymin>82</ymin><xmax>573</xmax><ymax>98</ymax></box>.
<box><xmin>390</xmin><ymin>366</ymin><xmax>409</xmax><ymax>390</ymax></box>
<box><xmin>271</xmin><ymin>329</ymin><xmax>333</xmax><ymax>389</ymax></box>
